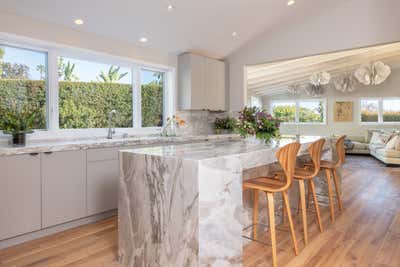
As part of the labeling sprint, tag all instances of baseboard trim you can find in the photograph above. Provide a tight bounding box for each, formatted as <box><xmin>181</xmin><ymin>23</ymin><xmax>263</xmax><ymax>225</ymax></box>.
<box><xmin>0</xmin><ymin>209</ymin><xmax>117</xmax><ymax>250</ymax></box>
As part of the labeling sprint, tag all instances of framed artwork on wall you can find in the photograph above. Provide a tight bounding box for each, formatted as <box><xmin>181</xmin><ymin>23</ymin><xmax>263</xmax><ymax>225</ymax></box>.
<box><xmin>334</xmin><ymin>101</ymin><xmax>353</xmax><ymax>122</ymax></box>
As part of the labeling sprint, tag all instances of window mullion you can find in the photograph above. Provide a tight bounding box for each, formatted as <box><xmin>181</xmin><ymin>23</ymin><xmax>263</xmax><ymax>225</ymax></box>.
<box><xmin>132</xmin><ymin>66</ymin><xmax>141</xmax><ymax>128</ymax></box>
<box><xmin>295</xmin><ymin>101</ymin><xmax>300</xmax><ymax>124</ymax></box>
<box><xmin>47</xmin><ymin>50</ymin><xmax>59</xmax><ymax>130</ymax></box>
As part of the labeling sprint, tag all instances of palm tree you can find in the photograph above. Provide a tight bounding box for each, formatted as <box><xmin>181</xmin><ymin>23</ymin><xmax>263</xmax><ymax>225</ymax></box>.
<box><xmin>0</xmin><ymin>47</ymin><xmax>4</xmax><ymax>76</ymax></box>
<box><xmin>36</xmin><ymin>64</ymin><xmax>46</xmax><ymax>80</ymax></box>
<box><xmin>98</xmin><ymin>65</ymin><xmax>128</xmax><ymax>83</ymax></box>
<box><xmin>63</xmin><ymin>61</ymin><xmax>78</xmax><ymax>81</ymax></box>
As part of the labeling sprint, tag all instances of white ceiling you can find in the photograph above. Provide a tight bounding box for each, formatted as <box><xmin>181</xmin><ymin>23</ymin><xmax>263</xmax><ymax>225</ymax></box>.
<box><xmin>0</xmin><ymin>0</ymin><xmax>341</xmax><ymax>59</ymax></box>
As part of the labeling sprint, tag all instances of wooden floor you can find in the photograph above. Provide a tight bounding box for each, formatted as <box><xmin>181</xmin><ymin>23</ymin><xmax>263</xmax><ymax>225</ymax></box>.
<box><xmin>0</xmin><ymin>155</ymin><xmax>399</xmax><ymax>267</ymax></box>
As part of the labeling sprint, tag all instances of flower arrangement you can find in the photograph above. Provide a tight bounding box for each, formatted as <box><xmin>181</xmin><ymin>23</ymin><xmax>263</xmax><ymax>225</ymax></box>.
<box><xmin>161</xmin><ymin>115</ymin><xmax>186</xmax><ymax>137</ymax></box>
<box><xmin>214</xmin><ymin>116</ymin><xmax>236</xmax><ymax>134</ymax></box>
<box><xmin>236</xmin><ymin>106</ymin><xmax>280</xmax><ymax>141</ymax></box>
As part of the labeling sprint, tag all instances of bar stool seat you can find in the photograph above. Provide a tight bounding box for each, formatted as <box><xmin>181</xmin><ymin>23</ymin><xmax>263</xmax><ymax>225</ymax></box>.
<box><xmin>243</xmin><ymin>177</ymin><xmax>286</xmax><ymax>192</ymax></box>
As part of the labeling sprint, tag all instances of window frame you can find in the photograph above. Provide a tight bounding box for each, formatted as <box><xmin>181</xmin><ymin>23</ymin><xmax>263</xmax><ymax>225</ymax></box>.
<box><xmin>270</xmin><ymin>98</ymin><xmax>327</xmax><ymax>125</ymax></box>
<box><xmin>359</xmin><ymin>97</ymin><xmax>400</xmax><ymax>125</ymax></box>
<box><xmin>0</xmin><ymin>35</ymin><xmax>175</xmax><ymax>134</ymax></box>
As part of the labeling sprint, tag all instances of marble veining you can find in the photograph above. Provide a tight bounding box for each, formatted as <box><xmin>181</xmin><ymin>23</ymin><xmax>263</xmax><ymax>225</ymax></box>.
<box><xmin>0</xmin><ymin>134</ymin><xmax>239</xmax><ymax>157</ymax></box>
<box><xmin>119</xmin><ymin>136</ymin><xmax>331</xmax><ymax>267</ymax></box>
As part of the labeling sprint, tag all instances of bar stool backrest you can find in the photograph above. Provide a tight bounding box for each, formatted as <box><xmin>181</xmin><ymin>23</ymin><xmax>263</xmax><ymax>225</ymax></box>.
<box><xmin>308</xmin><ymin>138</ymin><xmax>326</xmax><ymax>177</ymax></box>
<box><xmin>276</xmin><ymin>142</ymin><xmax>301</xmax><ymax>191</ymax></box>
<box><xmin>335</xmin><ymin>136</ymin><xmax>346</xmax><ymax>168</ymax></box>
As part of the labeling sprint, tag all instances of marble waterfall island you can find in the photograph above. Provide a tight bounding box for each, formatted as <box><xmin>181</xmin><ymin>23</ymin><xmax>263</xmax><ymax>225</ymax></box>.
<box><xmin>118</xmin><ymin>136</ymin><xmax>326</xmax><ymax>267</ymax></box>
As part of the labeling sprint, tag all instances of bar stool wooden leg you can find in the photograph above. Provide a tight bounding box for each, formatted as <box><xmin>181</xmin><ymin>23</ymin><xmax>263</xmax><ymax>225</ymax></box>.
<box><xmin>282</xmin><ymin>196</ymin><xmax>286</xmax><ymax>224</ymax></box>
<box><xmin>282</xmin><ymin>190</ymin><xmax>298</xmax><ymax>255</ymax></box>
<box><xmin>253</xmin><ymin>189</ymin><xmax>259</xmax><ymax>239</ymax></box>
<box><xmin>325</xmin><ymin>169</ymin><xmax>335</xmax><ymax>223</ymax></box>
<box><xmin>298</xmin><ymin>180</ymin><xmax>308</xmax><ymax>245</ymax></box>
<box><xmin>308</xmin><ymin>179</ymin><xmax>323</xmax><ymax>232</ymax></box>
<box><xmin>267</xmin><ymin>193</ymin><xmax>277</xmax><ymax>267</ymax></box>
<box><xmin>332</xmin><ymin>169</ymin><xmax>343</xmax><ymax>211</ymax></box>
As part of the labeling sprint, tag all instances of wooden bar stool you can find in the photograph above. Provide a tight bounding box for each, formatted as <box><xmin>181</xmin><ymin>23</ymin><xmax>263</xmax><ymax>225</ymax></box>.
<box><xmin>276</xmin><ymin>138</ymin><xmax>325</xmax><ymax>246</ymax></box>
<box><xmin>305</xmin><ymin>136</ymin><xmax>345</xmax><ymax>223</ymax></box>
<box><xmin>243</xmin><ymin>142</ymin><xmax>300</xmax><ymax>267</ymax></box>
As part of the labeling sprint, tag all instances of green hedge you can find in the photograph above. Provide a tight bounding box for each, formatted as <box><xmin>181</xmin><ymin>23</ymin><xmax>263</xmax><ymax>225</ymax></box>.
<box><xmin>0</xmin><ymin>79</ymin><xmax>163</xmax><ymax>130</ymax></box>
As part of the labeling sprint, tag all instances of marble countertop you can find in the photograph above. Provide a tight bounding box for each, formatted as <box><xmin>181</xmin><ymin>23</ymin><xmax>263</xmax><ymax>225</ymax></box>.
<box><xmin>0</xmin><ymin>134</ymin><xmax>240</xmax><ymax>157</ymax></box>
<box><xmin>121</xmin><ymin>135</ymin><xmax>323</xmax><ymax>161</ymax></box>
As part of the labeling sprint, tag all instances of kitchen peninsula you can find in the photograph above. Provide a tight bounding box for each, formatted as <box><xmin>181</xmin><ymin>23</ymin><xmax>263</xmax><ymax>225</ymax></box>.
<box><xmin>118</xmin><ymin>136</ymin><xmax>333</xmax><ymax>267</ymax></box>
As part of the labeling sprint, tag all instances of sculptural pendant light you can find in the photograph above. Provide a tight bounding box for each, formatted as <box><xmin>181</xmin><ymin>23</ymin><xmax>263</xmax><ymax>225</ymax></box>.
<box><xmin>287</xmin><ymin>83</ymin><xmax>302</xmax><ymax>97</ymax></box>
<box><xmin>334</xmin><ymin>74</ymin><xmax>357</xmax><ymax>93</ymax></box>
<box><xmin>354</xmin><ymin>61</ymin><xmax>391</xmax><ymax>86</ymax></box>
<box><xmin>305</xmin><ymin>71</ymin><xmax>331</xmax><ymax>97</ymax></box>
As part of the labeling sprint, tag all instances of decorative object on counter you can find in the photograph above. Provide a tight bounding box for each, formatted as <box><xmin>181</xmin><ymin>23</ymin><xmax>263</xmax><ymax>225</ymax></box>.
<box><xmin>236</xmin><ymin>106</ymin><xmax>280</xmax><ymax>143</ymax></box>
<box><xmin>287</xmin><ymin>83</ymin><xmax>302</xmax><ymax>97</ymax></box>
<box><xmin>214</xmin><ymin>116</ymin><xmax>236</xmax><ymax>134</ymax></box>
<box><xmin>354</xmin><ymin>61</ymin><xmax>391</xmax><ymax>86</ymax></box>
<box><xmin>333</xmin><ymin>101</ymin><xmax>353</xmax><ymax>122</ymax></box>
<box><xmin>2</xmin><ymin>96</ymin><xmax>37</xmax><ymax>147</ymax></box>
<box><xmin>333</xmin><ymin>73</ymin><xmax>357</xmax><ymax>92</ymax></box>
<box><xmin>161</xmin><ymin>115</ymin><xmax>186</xmax><ymax>137</ymax></box>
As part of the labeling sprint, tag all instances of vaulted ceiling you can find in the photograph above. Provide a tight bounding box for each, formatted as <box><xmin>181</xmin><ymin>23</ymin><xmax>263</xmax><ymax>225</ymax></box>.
<box><xmin>0</xmin><ymin>0</ymin><xmax>344</xmax><ymax>59</ymax></box>
<box><xmin>247</xmin><ymin>42</ymin><xmax>400</xmax><ymax>96</ymax></box>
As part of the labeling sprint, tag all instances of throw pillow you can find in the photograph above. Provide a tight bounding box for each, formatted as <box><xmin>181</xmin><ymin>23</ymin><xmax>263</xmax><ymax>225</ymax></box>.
<box><xmin>366</xmin><ymin>129</ymin><xmax>382</xmax><ymax>143</ymax></box>
<box><xmin>370</xmin><ymin>132</ymin><xmax>384</xmax><ymax>145</ymax></box>
<box><xmin>385</xmin><ymin>135</ymin><xmax>399</xmax><ymax>150</ymax></box>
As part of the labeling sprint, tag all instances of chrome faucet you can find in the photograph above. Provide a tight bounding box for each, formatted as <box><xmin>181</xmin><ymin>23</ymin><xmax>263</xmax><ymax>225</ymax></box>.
<box><xmin>107</xmin><ymin>110</ymin><xmax>117</xmax><ymax>139</ymax></box>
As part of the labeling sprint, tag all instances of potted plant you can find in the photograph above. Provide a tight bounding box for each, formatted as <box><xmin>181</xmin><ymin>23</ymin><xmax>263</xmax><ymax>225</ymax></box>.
<box><xmin>214</xmin><ymin>116</ymin><xmax>236</xmax><ymax>134</ymax></box>
<box><xmin>2</xmin><ymin>97</ymin><xmax>36</xmax><ymax>147</ymax></box>
<box><xmin>236</xmin><ymin>106</ymin><xmax>280</xmax><ymax>143</ymax></box>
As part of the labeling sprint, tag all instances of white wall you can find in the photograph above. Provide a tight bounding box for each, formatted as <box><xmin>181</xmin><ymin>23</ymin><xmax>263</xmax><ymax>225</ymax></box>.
<box><xmin>262</xmin><ymin>67</ymin><xmax>400</xmax><ymax>137</ymax></box>
<box><xmin>226</xmin><ymin>0</ymin><xmax>400</xmax><ymax>111</ymax></box>
<box><xmin>0</xmin><ymin>12</ymin><xmax>177</xmax><ymax>68</ymax></box>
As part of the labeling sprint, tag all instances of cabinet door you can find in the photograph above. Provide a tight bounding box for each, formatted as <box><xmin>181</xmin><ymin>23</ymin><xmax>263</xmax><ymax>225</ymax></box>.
<box><xmin>0</xmin><ymin>154</ymin><xmax>41</xmax><ymax>240</ymax></box>
<box><xmin>190</xmin><ymin>54</ymin><xmax>206</xmax><ymax>109</ymax></box>
<box><xmin>87</xmin><ymin>159</ymin><xmax>119</xmax><ymax>215</ymax></box>
<box><xmin>205</xmin><ymin>58</ymin><xmax>225</xmax><ymax>110</ymax></box>
<box><xmin>42</xmin><ymin>150</ymin><xmax>86</xmax><ymax>228</ymax></box>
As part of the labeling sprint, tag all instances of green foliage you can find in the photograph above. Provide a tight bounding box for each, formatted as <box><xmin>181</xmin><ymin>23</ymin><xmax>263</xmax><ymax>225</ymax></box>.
<box><xmin>0</xmin><ymin>79</ymin><xmax>45</xmax><ymax>132</ymax></box>
<box><xmin>0</xmin><ymin>79</ymin><xmax>164</xmax><ymax>130</ymax></box>
<box><xmin>36</xmin><ymin>64</ymin><xmax>46</xmax><ymax>80</ymax></box>
<box><xmin>272</xmin><ymin>105</ymin><xmax>295</xmax><ymax>122</ymax></box>
<box><xmin>236</xmin><ymin>106</ymin><xmax>280</xmax><ymax>141</ymax></box>
<box><xmin>361</xmin><ymin>111</ymin><xmax>378</xmax><ymax>122</ymax></box>
<box><xmin>141</xmin><ymin>82</ymin><xmax>163</xmax><ymax>127</ymax></box>
<box><xmin>383</xmin><ymin>112</ymin><xmax>400</xmax><ymax>122</ymax></box>
<box><xmin>214</xmin><ymin>116</ymin><xmax>236</xmax><ymax>130</ymax></box>
<box><xmin>62</xmin><ymin>61</ymin><xmax>78</xmax><ymax>81</ymax></box>
<box><xmin>299</xmin><ymin>103</ymin><xmax>324</xmax><ymax>123</ymax></box>
<box><xmin>1</xmin><ymin>62</ymin><xmax>30</xmax><ymax>79</ymax></box>
<box><xmin>97</xmin><ymin>66</ymin><xmax>128</xmax><ymax>83</ymax></box>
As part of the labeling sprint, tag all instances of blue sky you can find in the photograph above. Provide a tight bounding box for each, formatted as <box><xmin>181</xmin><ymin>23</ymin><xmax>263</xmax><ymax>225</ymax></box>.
<box><xmin>1</xmin><ymin>45</ymin><xmax>158</xmax><ymax>84</ymax></box>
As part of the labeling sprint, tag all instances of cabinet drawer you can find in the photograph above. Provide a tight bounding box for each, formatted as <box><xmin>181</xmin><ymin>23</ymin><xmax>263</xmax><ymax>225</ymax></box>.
<box><xmin>87</xmin><ymin>147</ymin><xmax>119</xmax><ymax>162</ymax></box>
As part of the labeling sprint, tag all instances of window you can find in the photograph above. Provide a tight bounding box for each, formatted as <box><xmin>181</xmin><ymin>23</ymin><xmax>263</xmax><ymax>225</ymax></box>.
<box><xmin>58</xmin><ymin>56</ymin><xmax>133</xmax><ymax>129</ymax></box>
<box><xmin>271</xmin><ymin>101</ymin><xmax>296</xmax><ymax>123</ymax></box>
<box><xmin>299</xmin><ymin>100</ymin><xmax>324</xmax><ymax>123</ymax></box>
<box><xmin>383</xmin><ymin>99</ymin><xmax>400</xmax><ymax>122</ymax></box>
<box><xmin>271</xmin><ymin>99</ymin><xmax>326</xmax><ymax>124</ymax></box>
<box><xmin>360</xmin><ymin>99</ymin><xmax>379</xmax><ymax>123</ymax></box>
<box><xmin>141</xmin><ymin>69</ymin><xmax>164</xmax><ymax>127</ymax></box>
<box><xmin>0</xmin><ymin>45</ymin><xmax>47</xmax><ymax>131</ymax></box>
<box><xmin>361</xmin><ymin>98</ymin><xmax>400</xmax><ymax>124</ymax></box>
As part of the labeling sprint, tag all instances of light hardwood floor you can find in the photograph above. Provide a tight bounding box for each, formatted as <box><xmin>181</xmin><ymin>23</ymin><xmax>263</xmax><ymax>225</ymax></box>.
<box><xmin>0</xmin><ymin>155</ymin><xmax>399</xmax><ymax>267</ymax></box>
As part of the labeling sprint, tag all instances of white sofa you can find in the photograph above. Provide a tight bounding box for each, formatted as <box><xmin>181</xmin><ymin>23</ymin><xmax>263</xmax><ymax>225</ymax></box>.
<box><xmin>345</xmin><ymin>130</ymin><xmax>400</xmax><ymax>166</ymax></box>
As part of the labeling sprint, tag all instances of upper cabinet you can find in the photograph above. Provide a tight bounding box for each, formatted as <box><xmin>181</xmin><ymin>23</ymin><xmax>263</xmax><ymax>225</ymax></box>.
<box><xmin>178</xmin><ymin>53</ymin><xmax>226</xmax><ymax>111</ymax></box>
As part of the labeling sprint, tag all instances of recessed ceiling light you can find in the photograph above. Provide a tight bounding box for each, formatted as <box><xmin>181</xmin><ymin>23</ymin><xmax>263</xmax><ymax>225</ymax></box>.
<box><xmin>74</xmin><ymin>19</ymin><xmax>84</xmax><ymax>25</ymax></box>
<box><xmin>232</xmin><ymin>32</ymin><xmax>238</xmax><ymax>37</ymax></box>
<box><xmin>287</xmin><ymin>0</ymin><xmax>295</xmax><ymax>6</ymax></box>
<box><xmin>167</xmin><ymin>4</ymin><xmax>174</xmax><ymax>11</ymax></box>
<box><xmin>139</xmin><ymin>37</ymin><xmax>148</xmax><ymax>43</ymax></box>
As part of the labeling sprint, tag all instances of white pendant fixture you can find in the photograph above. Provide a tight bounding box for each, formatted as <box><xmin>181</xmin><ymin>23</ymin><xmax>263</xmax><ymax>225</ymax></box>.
<box><xmin>287</xmin><ymin>83</ymin><xmax>302</xmax><ymax>97</ymax></box>
<box><xmin>333</xmin><ymin>74</ymin><xmax>357</xmax><ymax>93</ymax></box>
<box><xmin>354</xmin><ymin>61</ymin><xmax>391</xmax><ymax>86</ymax></box>
<box><xmin>309</xmin><ymin>71</ymin><xmax>331</xmax><ymax>86</ymax></box>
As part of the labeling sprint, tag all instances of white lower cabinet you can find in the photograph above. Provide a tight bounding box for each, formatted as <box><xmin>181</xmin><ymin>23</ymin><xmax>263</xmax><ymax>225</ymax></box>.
<box><xmin>41</xmin><ymin>150</ymin><xmax>87</xmax><ymax>228</ymax></box>
<box><xmin>0</xmin><ymin>154</ymin><xmax>41</xmax><ymax>240</ymax></box>
<box><xmin>87</xmin><ymin>159</ymin><xmax>119</xmax><ymax>215</ymax></box>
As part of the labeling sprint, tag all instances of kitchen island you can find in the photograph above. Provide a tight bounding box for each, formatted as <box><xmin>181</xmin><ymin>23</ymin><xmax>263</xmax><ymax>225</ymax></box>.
<box><xmin>118</xmin><ymin>136</ymin><xmax>334</xmax><ymax>267</ymax></box>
